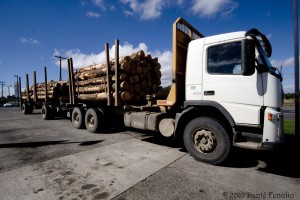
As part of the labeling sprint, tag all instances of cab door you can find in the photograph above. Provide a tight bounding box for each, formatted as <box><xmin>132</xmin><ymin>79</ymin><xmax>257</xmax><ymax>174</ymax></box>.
<box><xmin>202</xmin><ymin>41</ymin><xmax>263</xmax><ymax>125</ymax></box>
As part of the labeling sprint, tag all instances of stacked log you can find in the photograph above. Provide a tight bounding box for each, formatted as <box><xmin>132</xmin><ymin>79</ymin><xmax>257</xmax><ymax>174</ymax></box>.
<box><xmin>74</xmin><ymin>50</ymin><xmax>162</xmax><ymax>103</ymax></box>
<box><xmin>21</xmin><ymin>80</ymin><xmax>69</xmax><ymax>101</ymax></box>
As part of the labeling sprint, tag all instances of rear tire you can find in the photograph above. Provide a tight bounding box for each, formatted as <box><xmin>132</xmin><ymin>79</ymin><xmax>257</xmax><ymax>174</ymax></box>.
<box><xmin>41</xmin><ymin>105</ymin><xmax>55</xmax><ymax>120</ymax></box>
<box><xmin>22</xmin><ymin>103</ymin><xmax>33</xmax><ymax>114</ymax></box>
<box><xmin>72</xmin><ymin>107</ymin><xmax>86</xmax><ymax>129</ymax></box>
<box><xmin>85</xmin><ymin>108</ymin><xmax>104</xmax><ymax>133</ymax></box>
<box><xmin>183</xmin><ymin>117</ymin><xmax>230</xmax><ymax>165</ymax></box>
<box><xmin>22</xmin><ymin>103</ymin><xmax>28</xmax><ymax>114</ymax></box>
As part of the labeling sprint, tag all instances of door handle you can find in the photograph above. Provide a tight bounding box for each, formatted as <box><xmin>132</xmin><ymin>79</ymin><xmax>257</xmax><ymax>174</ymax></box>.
<box><xmin>204</xmin><ymin>91</ymin><xmax>215</xmax><ymax>96</ymax></box>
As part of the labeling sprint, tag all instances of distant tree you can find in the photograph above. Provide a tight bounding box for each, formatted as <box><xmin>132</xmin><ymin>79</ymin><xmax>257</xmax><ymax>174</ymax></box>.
<box><xmin>285</xmin><ymin>93</ymin><xmax>295</xmax><ymax>100</ymax></box>
<box><xmin>162</xmin><ymin>85</ymin><xmax>171</xmax><ymax>94</ymax></box>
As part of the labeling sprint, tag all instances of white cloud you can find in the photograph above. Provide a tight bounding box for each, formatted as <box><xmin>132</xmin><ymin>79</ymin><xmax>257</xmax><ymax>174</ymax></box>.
<box><xmin>87</xmin><ymin>0</ymin><xmax>237</xmax><ymax>20</ymax></box>
<box><xmin>20</xmin><ymin>37</ymin><xmax>40</xmax><ymax>45</ymax></box>
<box><xmin>152</xmin><ymin>50</ymin><xmax>172</xmax><ymax>86</ymax></box>
<box><xmin>92</xmin><ymin>0</ymin><xmax>106</xmax><ymax>9</ymax></box>
<box><xmin>191</xmin><ymin>0</ymin><xmax>238</xmax><ymax>18</ymax></box>
<box><xmin>86</xmin><ymin>11</ymin><xmax>101</xmax><ymax>18</ymax></box>
<box><xmin>121</xmin><ymin>0</ymin><xmax>166</xmax><ymax>20</ymax></box>
<box><xmin>53</xmin><ymin>42</ymin><xmax>172</xmax><ymax>86</ymax></box>
<box><xmin>271</xmin><ymin>56</ymin><xmax>298</xmax><ymax>68</ymax></box>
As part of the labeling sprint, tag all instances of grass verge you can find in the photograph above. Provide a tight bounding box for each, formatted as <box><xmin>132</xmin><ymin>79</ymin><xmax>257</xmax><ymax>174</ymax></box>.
<box><xmin>284</xmin><ymin>119</ymin><xmax>295</xmax><ymax>135</ymax></box>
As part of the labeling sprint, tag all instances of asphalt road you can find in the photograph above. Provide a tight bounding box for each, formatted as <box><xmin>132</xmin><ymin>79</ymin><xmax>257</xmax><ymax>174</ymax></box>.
<box><xmin>0</xmin><ymin>107</ymin><xmax>299</xmax><ymax>200</ymax></box>
<box><xmin>283</xmin><ymin>109</ymin><xmax>296</xmax><ymax>120</ymax></box>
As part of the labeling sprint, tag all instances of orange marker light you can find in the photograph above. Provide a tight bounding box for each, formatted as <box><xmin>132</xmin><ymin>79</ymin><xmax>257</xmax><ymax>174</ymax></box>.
<box><xmin>268</xmin><ymin>113</ymin><xmax>273</xmax><ymax>120</ymax></box>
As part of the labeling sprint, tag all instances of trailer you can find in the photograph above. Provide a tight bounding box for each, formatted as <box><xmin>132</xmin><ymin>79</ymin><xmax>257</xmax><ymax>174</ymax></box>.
<box><xmin>50</xmin><ymin>17</ymin><xmax>284</xmax><ymax>165</ymax></box>
<box><xmin>21</xmin><ymin>67</ymin><xmax>70</xmax><ymax>119</ymax></box>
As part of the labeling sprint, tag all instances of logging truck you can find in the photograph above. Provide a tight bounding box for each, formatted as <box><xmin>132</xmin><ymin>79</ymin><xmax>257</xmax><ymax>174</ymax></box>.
<box><xmin>45</xmin><ymin>17</ymin><xmax>283</xmax><ymax>165</ymax></box>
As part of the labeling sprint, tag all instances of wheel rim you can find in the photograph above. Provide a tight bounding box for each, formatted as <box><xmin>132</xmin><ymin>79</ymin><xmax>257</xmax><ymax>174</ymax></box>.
<box><xmin>193</xmin><ymin>129</ymin><xmax>217</xmax><ymax>153</ymax></box>
<box><xmin>42</xmin><ymin>107</ymin><xmax>46</xmax><ymax>115</ymax></box>
<box><xmin>87</xmin><ymin>114</ymin><xmax>94</xmax><ymax>128</ymax></box>
<box><xmin>74</xmin><ymin>113</ymin><xmax>80</xmax><ymax>125</ymax></box>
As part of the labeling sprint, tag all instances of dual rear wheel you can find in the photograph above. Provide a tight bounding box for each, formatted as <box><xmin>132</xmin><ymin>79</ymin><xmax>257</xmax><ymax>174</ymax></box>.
<box><xmin>41</xmin><ymin>105</ymin><xmax>55</xmax><ymax>120</ymax></box>
<box><xmin>71</xmin><ymin>107</ymin><xmax>104</xmax><ymax>133</ymax></box>
<box><xmin>22</xmin><ymin>103</ymin><xmax>33</xmax><ymax>114</ymax></box>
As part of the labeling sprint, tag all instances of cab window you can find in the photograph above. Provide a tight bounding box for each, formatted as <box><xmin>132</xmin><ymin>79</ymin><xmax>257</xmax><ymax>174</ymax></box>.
<box><xmin>207</xmin><ymin>42</ymin><xmax>242</xmax><ymax>75</ymax></box>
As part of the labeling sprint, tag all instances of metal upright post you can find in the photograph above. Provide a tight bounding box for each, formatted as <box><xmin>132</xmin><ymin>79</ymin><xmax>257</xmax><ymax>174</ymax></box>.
<box><xmin>19</xmin><ymin>77</ymin><xmax>22</xmax><ymax>109</ymax></box>
<box><xmin>14</xmin><ymin>75</ymin><xmax>19</xmax><ymax>106</ymax></box>
<box><xmin>70</xmin><ymin>58</ymin><xmax>75</xmax><ymax>105</ymax></box>
<box><xmin>44</xmin><ymin>67</ymin><xmax>48</xmax><ymax>104</ymax></box>
<box><xmin>115</xmin><ymin>39</ymin><xmax>120</xmax><ymax>107</ymax></box>
<box><xmin>294</xmin><ymin>0</ymin><xmax>299</xmax><ymax>136</ymax></box>
<box><xmin>33</xmin><ymin>71</ymin><xmax>37</xmax><ymax>102</ymax></box>
<box><xmin>67</xmin><ymin>59</ymin><xmax>73</xmax><ymax>105</ymax></box>
<box><xmin>26</xmin><ymin>74</ymin><xmax>30</xmax><ymax>102</ymax></box>
<box><xmin>105</xmin><ymin>43</ymin><xmax>113</xmax><ymax>106</ymax></box>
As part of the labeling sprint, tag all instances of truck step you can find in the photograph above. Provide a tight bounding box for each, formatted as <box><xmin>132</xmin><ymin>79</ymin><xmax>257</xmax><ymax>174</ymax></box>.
<box><xmin>233</xmin><ymin>141</ymin><xmax>262</xmax><ymax>150</ymax></box>
<box><xmin>233</xmin><ymin>132</ymin><xmax>263</xmax><ymax>150</ymax></box>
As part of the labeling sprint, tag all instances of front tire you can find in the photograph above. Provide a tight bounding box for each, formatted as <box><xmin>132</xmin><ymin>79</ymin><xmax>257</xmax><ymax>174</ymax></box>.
<box><xmin>183</xmin><ymin>117</ymin><xmax>230</xmax><ymax>165</ymax></box>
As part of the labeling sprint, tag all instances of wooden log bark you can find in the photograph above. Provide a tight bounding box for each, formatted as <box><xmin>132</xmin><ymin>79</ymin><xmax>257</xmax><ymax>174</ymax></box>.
<box><xmin>77</xmin><ymin>77</ymin><xmax>107</xmax><ymax>86</ymax></box>
<box><xmin>112</xmin><ymin>73</ymin><xmax>128</xmax><ymax>81</ymax></box>
<box><xmin>75</xmin><ymin>63</ymin><xmax>107</xmax><ymax>74</ymax></box>
<box><xmin>113</xmin><ymin>91</ymin><xmax>132</xmax><ymax>101</ymax></box>
<box><xmin>78</xmin><ymin>92</ymin><xmax>108</xmax><ymax>101</ymax></box>
<box><xmin>77</xmin><ymin>85</ymin><xmax>107</xmax><ymax>94</ymax></box>
<box><xmin>74</xmin><ymin>68</ymin><xmax>107</xmax><ymax>80</ymax></box>
<box><xmin>112</xmin><ymin>81</ymin><xmax>130</xmax><ymax>91</ymax></box>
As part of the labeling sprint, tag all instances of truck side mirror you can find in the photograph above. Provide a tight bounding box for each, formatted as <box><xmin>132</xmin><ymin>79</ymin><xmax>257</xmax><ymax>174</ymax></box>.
<box><xmin>241</xmin><ymin>39</ymin><xmax>255</xmax><ymax>76</ymax></box>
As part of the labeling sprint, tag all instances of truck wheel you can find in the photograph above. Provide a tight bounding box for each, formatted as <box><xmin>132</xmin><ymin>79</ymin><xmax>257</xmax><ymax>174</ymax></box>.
<box><xmin>41</xmin><ymin>105</ymin><xmax>54</xmax><ymax>120</ymax></box>
<box><xmin>183</xmin><ymin>117</ymin><xmax>230</xmax><ymax>165</ymax></box>
<box><xmin>22</xmin><ymin>103</ymin><xmax>29</xmax><ymax>114</ymax></box>
<box><xmin>85</xmin><ymin>108</ymin><xmax>103</xmax><ymax>133</ymax></box>
<box><xmin>22</xmin><ymin>103</ymin><xmax>33</xmax><ymax>114</ymax></box>
<box><xmin>72</xmin><ymin>107</ymin><xmax>86</xmax><ymax>129</ymax></box>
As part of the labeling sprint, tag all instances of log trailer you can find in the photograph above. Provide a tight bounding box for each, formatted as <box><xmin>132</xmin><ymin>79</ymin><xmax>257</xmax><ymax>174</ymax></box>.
<box><xmin>21</xmin><ymin>67</ymin><xmax>69</xmax><ymax>118</ymax></box>
<box><xmin>57</xmin><ymin>17</ymin><xmax>283</xmax><ymax>164</ymax></box>
<box><xmin>21</xmin><ymin>70</ymin><xmax>47</xmax><ymax>114</ymax></box>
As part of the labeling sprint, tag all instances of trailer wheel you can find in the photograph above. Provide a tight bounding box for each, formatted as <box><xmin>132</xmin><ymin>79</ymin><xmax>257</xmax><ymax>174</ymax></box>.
<box><xmin>85</xmin><ymin>108</ymin><xmax>103</xmax><ymax>133</ymax></box>
<box><xmin>41</xmin><ymin>105</ymin><xmax>54</xmax><ymax>120</ymax></box>
<box><xmin>183</xmin><ymin>117</ymin><xmax>230</xmax><ymax>165</ymax></box>
<box><xmin>72</xmin><ymin>107</ymin><xmax>86</xmax><ymax>129</ymax></box>
<box><xmin>22</xmin><ymin>103</ymin><xmax>33</xmax><ymax>114</ymax></box>
<box><xmin>22</xmin><ymin>103</ymin><xmax>28</xmax><ymax>114</ymax></box>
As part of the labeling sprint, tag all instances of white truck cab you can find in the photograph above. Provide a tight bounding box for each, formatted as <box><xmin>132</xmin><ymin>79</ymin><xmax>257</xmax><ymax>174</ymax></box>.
<box><xmin>186</xmin><ymin>30</ymin><xmax>283</xmax><ymax>148</ymax></box>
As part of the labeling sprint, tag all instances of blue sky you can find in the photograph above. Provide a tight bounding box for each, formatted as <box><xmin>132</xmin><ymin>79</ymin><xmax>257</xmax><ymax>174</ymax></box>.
<box><xmin>0</xmin><ymin>0</ymin><xmax>298</xmax><ymax>97</ymax></box>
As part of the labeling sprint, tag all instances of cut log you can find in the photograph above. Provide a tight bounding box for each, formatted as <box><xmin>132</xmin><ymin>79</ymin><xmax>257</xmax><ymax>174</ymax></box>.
<box><xmin>112</xmin><ymin>81</ymin><xmax>130</xmax><ymax>91</ymax></box>
<box><xmin>78</xmin><ymin>92</ymin><xmax>108</xmax><ymax>101</ymax></box>
<box><xmin>74</xmin><ymin>68</ymin><xmax>107</xmax><ymax>80</ymax></box>
<box><xmin>112</xmin><ymin>73</ymin><xmax>128</xmax><ymax>81</ymax></box>
<box><xmin>77</xmin><ymin>85</ymin><xmax>107</xmax><ymax>94</ymax></box>
<box><xmin>75</xmin><ymin>63</ymin><xmax>107</xmax><ymax>74</ymax></box>
<box><xmin>77</xmin><ymin>77</ymin><xmax>107</xmax><ymax>86</ymax></box>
